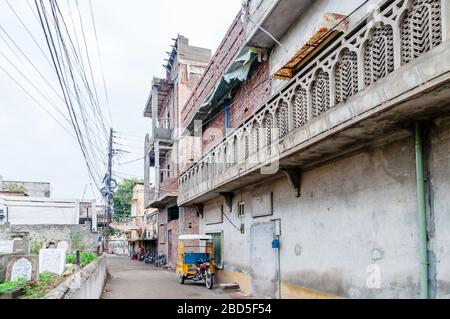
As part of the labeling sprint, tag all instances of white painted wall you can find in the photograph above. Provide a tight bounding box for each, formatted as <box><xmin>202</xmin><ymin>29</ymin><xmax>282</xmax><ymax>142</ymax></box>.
<box><xmin>1</xmin><ymin>196</ymin><xmax>80</xmax><ymax>225</ymax></box>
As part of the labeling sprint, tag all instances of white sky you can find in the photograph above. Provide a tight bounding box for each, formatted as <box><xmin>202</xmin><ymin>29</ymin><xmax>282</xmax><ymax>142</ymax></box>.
<box><xmin>0</xmin><ymin>0</ymin><xmax>241</xmax><ymax>200</ymax></box>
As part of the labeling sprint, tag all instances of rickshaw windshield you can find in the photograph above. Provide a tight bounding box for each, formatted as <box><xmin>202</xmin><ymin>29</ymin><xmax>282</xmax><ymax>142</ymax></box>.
<box><xmin>178</xmin><ymin>235</ymin><xmax>214</xmax><ymax>265</ymax></box>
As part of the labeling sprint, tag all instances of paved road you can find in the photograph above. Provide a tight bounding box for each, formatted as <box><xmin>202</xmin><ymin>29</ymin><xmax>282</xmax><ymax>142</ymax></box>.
<box><xmin>102</xmin><ymin>254</ymin><xmax>245</xmax><ymax>299</ymax></box>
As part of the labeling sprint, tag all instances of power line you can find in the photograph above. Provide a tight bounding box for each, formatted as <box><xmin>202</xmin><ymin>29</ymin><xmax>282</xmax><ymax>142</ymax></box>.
<box><xmin>117</xmin><ymin>156</ymin><xmax>145</xmax><ymax>166</ymax></box>
<box><xmin>0</xmin><ymin>64</ymin><xmax>75</xmax><ymax>139</ymax></box>
<box><xmin>88</xmin><ymin>0</ymin><xmax>112</xmax><ymax>126</ymax></box>
<box><xmin>35</xmin><ymin>0</ymin><xmax>102</xmax><ymax>190</ymax></box>
<box><xmin>4</xmin><ymin>0</ymin><xmax>55</xmax><ymax>70</ymax></box>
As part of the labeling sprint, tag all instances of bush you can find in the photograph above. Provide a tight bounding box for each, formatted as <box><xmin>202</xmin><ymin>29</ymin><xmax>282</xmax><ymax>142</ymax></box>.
<box><xmin>66</xmin><ymin>251</ymin><xmax>97</xmax><ymax>267</ymax></box>
<box><xmin>22</xmin><ymin>272</ymin><xmax>62</xmax><ymax>299</ymax></box>
<box><xmin>0</xmin><ymin>279</ymin><xmax>26</xmax><ymax>294</ymax></box>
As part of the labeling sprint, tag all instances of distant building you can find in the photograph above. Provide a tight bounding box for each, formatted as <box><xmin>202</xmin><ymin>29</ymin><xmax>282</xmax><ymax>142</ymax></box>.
<box><xmin>79</xmin><ymin>201</ymin><xmax>108</xmax><ymax>230</ymax></box>
<box><xmin>0</xmin><ymin>175</ymin><xmax>51</xmax><ymax>198</ymax></box>
<box><xmin>0</xmin><ymin>195</ymin><xmax>80</xmax><ymax>225</ymax></box>
<box><xmin>126</xmin><ymin>183</ymin><xmax>157</xmax><ymax>258</ymax></box>
<box><xmin>143</xmin><ymin>35</ymin><xmax>211</xmax><ymax>267</ymax></box>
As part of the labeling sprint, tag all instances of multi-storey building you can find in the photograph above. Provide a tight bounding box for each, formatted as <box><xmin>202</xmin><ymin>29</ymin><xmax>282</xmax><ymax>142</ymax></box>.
<box><xmin>143</xmin><ymin>35</ymin><xmax>211</xmax><ymax>267</ymax></box>
<box><xmin>177</xmin><ymin>0</ymin><xmax>450</xmax><ymax>298</ymax></box>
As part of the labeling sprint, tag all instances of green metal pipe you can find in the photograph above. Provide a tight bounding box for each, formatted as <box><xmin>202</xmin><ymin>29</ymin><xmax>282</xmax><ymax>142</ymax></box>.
<box><xmin>415</xmin><ymin>123</ymin><xmax>429</xmax><ymax>299</ymax></box>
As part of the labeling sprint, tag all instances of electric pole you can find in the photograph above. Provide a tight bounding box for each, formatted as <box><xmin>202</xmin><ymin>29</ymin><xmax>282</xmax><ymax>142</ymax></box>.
<box><xmin>105</xmin><ymin>128</ymin><xmax>114</xmax><ymax>249</ymax></box>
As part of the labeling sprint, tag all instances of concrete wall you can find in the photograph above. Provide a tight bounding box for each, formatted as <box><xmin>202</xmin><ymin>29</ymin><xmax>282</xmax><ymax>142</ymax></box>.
<box><xmin>107</xmin><ymin>240</ymin><xmax>127</xmax><ymax>255</ymax></box>
<box><xmin>44</xmin><ymin>254</ymin><xmax>107</xmax><ymax>299</ymax></box>
<box><xmin>1</xmin><ymin>180</ymin><xmax>51</xmax><ymax>198</ymax></box>
<box><xmin>1</xmin><ymin>196</ymin><xmax>79</xmax><ymax>225</ymax></box>
<box><xmin>428</xmin><ymin>116</ymin><xmax>450</xmax><ymax>299</ymax></box>
<box><xmin>9</xmin><ymin>224</ymin><xmax>98</xmax><ymax>254</ymax></box>
<box><xmin>199</xmin><ymin>116</ymin><xmax>450</xmax><ymax>298</ymax></box>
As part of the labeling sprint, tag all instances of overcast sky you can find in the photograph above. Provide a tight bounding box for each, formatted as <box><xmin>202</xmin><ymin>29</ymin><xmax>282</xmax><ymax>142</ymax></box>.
<box><xmin>0</xmin><ymin>0</ymin><xmax>241</xmax><ymax>200</ymax></box>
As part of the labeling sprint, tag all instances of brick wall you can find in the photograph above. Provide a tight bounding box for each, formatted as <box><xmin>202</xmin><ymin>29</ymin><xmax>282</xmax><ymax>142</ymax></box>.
<box><xmin>160</xmin><ymin>177</ymin><xmax>178</xmax><ymax>194</ymax></box>
<box><xmin>202</xmin><ymin>111</ymin><xmax>225</xmax><ymax>153</ymax></box>
<box><xmin>181</xmin><ymin>13</ymin><xmax>246</xmax><ymax>129</ymax></box>
<box><xmin>167</xmin><ymin>219</ymin><xmax>179</xmax><ymax>266</ymax></box>
<box><xmin>200</xmin><ymin>60</ymin><xmax>270</xmax><ymax>155</ymax></box>
<box><xmin>183</xmin><ymin>207</ymin><xmax>199</xmax><ymax>235</ymax></box>
<box><xmin>229</xmin><ymin>60</ymin><xmax>270</xmax><ymax>128</ymax></box>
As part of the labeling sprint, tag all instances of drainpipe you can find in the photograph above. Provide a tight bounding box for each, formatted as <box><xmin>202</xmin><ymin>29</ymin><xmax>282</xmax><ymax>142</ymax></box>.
<box><xmin>415</xmin><ymin>123</ymin><xmax>429</xmax><ymax>299</ymax></box>
<box><xmin>224</xmin><ymin>99</ymin><xmax>230</xmax><ymax>135</ymax></box>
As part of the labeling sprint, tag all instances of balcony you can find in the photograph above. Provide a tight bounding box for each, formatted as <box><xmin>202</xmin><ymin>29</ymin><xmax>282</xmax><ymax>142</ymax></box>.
<box><xmin>178</xmin><ymin>0</ymin><xmax>450</xmax><ymax>206</ymax></box>
<box><xmin>148</xmin><ymin>177</ymin><xmax>179</xmax><ymax>208</ymax></box>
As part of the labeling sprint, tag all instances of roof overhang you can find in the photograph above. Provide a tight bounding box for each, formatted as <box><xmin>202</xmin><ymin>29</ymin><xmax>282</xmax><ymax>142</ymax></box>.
<box><xmin>183</xmin><ymin>47</ymin><xmax>260</xmax><ymax>135</ymax></box>
<box><xmin>179</xmin><ymin>234</ymin><xmax>213</xmax><ymax>241</ymax></box>
<box><xmin>148</xmin><ymin>193</ymin><xmax>178</xmax><ymax>209</ymax></box>
<box><xmin>143</xmin><ymin>78</ymin><xmax>173</xmax><ymax>118</ymax></box>
<box><xmin>246</xmin><ymin>0</ymin><xmax>314</xmax><ymax>49</ymax></box>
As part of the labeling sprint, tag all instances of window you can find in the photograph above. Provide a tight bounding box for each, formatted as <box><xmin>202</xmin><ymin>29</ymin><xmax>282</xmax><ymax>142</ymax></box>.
<box><xmin>238</xmin><ymin>202</ymin><xmax>245</xmax><ymax>217</ymax></box>
<box><xmin>168</xmin><ymin>206</ymin><xmax>179</xmax><ymax>222</ymax></box>
<box><xmin>207</xmin><ymin>232</ymin><xmax>223</xmax><ymax>269</ymax></box>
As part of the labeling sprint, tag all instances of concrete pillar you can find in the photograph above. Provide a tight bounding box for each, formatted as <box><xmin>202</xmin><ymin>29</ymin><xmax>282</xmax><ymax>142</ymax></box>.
<box><xmin>152</xmin><ymin>85</ymin><xmax>158</xmax><ymax>131</ymax></box>
<box><xmin>179</xmin><ymin>207</ymin><xmax>185</xmax><ymax>235</ymax></box>
<box><xmin>155</xmin><ymin>140</ymin><xmax>160</xmax><ymax>197</ymax></box>
<box><xmin>91</xmin><ymin>199</ymin><xmax>98</xmax><ymax>231</ymax></box>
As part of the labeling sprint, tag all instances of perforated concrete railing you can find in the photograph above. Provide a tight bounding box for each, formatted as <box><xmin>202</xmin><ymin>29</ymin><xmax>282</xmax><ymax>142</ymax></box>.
<box><xmin>178</xmin><ymin>0</ymin><xmax>446</xmax><ymax>201</ymax></box>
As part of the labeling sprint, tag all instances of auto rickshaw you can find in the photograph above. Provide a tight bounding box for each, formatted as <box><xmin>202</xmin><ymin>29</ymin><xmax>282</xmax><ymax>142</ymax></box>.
<box><xmin>176</xmin><ymin>234</ymin><xmax>215</xmax><ymax>289</ymax></box>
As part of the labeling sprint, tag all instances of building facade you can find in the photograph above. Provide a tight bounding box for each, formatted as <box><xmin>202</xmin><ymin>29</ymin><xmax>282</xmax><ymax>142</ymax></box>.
<box><xmin>127</xmin><ymin>183</ymin><xmax>157</xmax><ymax>258</ymax></box>
<box><xmin>143</xmin><ymin>36</ymin><xmax>211</xmax><ymax>267</ymax></box>
<box><xmin>176</xmin><ymin>0</ymin><xmax>450</xmax><ymax>298</ymax></box>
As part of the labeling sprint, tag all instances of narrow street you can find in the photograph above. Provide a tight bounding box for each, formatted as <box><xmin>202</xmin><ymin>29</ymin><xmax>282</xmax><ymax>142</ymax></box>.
<box><xmin>101</xmin><ymin>254</ymin><xmax>245</xmax><ymax>299</ymax></box>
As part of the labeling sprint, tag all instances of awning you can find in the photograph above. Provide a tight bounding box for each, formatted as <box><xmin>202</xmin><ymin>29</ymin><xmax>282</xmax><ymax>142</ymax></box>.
<box><xmin>273</xmin><ymin>29</ymin><xmax>342</xmax><ymax>80</ymax></box>
<box><xmin>273</xmin><ymin>13</ymin><xmax>349</xmax><ymax>80</ymax></box>
<box><xmin>184</xmin><ymin>47</ymin><xmax>259</xmax><ymax>133</ymax></box>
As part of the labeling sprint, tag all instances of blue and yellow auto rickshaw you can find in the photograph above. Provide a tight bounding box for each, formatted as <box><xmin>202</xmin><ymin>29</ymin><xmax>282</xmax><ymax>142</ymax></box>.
<box><xmin>176</xmin><ymin>234</ymin><xmax>214</xmax><ymax>289</ymax></box>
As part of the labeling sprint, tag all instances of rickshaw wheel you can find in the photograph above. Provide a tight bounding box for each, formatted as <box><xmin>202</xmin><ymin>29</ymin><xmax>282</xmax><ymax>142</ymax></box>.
<box><xmin>205</xmin><ymin>273</ymin><xmax>213</xmax><ymax>289</ymax></box>
<box><xmin>179</xmin><ymin>275</ymin><xmax>185</xmax><ymax>284</ymax></box>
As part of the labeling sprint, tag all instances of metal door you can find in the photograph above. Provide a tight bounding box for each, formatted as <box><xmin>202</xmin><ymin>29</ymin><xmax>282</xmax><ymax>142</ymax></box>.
<box><xmin>250</xmin><ymin>221</ymin><xmax>277</xmax><ymax>298</ymax></box>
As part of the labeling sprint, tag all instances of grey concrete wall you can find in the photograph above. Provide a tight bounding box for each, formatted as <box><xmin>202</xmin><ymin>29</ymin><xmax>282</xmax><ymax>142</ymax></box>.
<box><xmin>199</xmin><ymin>115</ymin><xmax>450</xmax><ymax>298</ymax></box>
<box><xmin>9</xmin><ymin>224</ymin><xmax>98</xmax><ymax>254</ymax></box>
<box><xmin>2</xmin><ymin>181</ymin><xmax>50</xmax><ymax>197</ymax></box>
<box><xmin>44</xmin><ymin>254</ymin><xmax>107</xmax><ymax>299</ymax></box>
<box><xmin>428</xmin><ymin>116</ymin><xmax>450</xmax><ymax>299</ymax></box>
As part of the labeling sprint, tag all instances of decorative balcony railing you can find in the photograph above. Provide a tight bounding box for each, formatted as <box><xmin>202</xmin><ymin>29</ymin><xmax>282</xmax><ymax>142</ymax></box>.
<box><xmin>178</xmin><ymin>0</ymin><xmax>447</xmax><ymax>204</ymax></box>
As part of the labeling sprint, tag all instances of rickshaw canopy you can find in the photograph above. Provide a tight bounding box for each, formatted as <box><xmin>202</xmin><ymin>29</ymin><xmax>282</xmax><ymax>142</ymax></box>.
<box><xmin>178</xmin><ymin>234</ymin><xmax>213</xmax><ymax>241</ymax></box>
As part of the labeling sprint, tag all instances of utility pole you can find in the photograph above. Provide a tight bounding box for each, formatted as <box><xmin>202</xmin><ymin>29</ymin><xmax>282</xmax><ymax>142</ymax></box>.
<box><xmin>105</xmin><ymin>128</ymin><xmax>114</xmax><ymax>250</ymax></box>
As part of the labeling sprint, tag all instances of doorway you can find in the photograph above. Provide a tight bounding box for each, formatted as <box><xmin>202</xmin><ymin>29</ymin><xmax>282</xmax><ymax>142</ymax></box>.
<box><xmin>250</xmin><ymin>221</ymin><xmax>277</xmax><ymax>298</ymax></box>
<box><xmin>167</xmin><ymin>229</ymin><xmax>173</xmax><ymax>265</ymax></box>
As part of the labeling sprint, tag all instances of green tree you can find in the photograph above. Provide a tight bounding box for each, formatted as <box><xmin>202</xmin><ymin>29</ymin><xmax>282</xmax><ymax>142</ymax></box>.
<box><xmin>112</xmin><ymin>178</ymin><xmax>141</xmax><ymax>221</ymax></box>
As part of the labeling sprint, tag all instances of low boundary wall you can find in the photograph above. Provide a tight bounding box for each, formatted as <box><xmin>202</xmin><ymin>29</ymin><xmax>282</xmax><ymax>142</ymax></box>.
<box><xmin>44</xmin><ymin>254</ymin><xmax>107</xmax><ymax>299</ymax></box>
